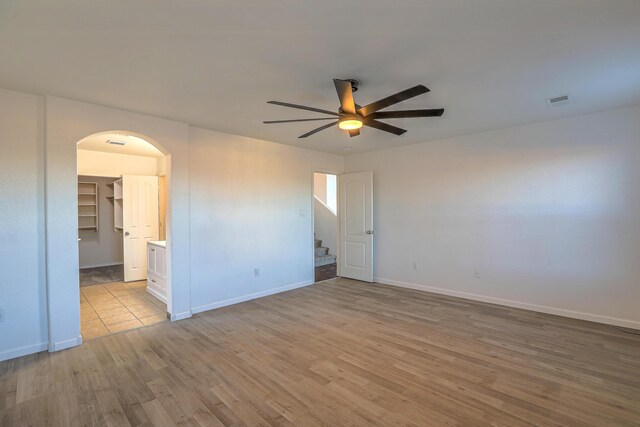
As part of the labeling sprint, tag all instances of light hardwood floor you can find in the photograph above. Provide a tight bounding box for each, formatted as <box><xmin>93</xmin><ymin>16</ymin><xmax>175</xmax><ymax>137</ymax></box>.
<box><xmin>1</xmin><ymin>278</ymin><xmax>639</xmax><ymax>426</ymax></box>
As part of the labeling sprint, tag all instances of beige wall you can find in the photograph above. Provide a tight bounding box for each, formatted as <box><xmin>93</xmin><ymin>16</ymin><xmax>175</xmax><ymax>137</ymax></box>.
<box><xmin>313</xmin><ymin>172</ymin><xmax>338</xmax><ymax>257</ymax></box>
<box><xmin>77</xmin><ymin>175</ymin><xmax>123</xmax><ymax>269</ymax></box>
<box><xmin>314</xmin><ymin>197</ymin><xmax>338</xmax><ymax>257</ymax></box>
<box><xmin>0</xmin><ymin>88</ymin><xmax>48</xmax><ymax>361</ymax></box>
<box><xmin>189</xmin><ymin>127</ymin><xmax>343</xmax><ymax>312</ymax></box>
<box><xmin>345</xmin><ymin>104</ymin><xmax>640</xmax><ymax>328</ymax></box>
<box><xmin>77</xmin><ymin>149</ymin><xmax>159</xmax><ymax>177</ymax></box>
<box><xmin>314</xmin><ymin>173</ymin><xmax>328</xmax><ymax>204</ymax></box>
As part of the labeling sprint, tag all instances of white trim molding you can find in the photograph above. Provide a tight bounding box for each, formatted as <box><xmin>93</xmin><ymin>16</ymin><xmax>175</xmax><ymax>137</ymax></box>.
<box><xmin>48</xmin><ymin>334</ymin><xmax>83</xmax><ymax>352</ymax></box>
<box><xmin>146</xmin><ymin>287</ymin><xmax>167</xmax><ymax>305</ymax></box>
<box><xmin>0</xmin><ymin>342</ymin><xmax>49</xmax><ymax>362</ymax></box>
<box><xmin>375</xmin><ymin>277</ymin><xmax>640</xmax><ymax>330</ymax></box>
<box><xmin>79</xmin><ymin>262</ymin><xmax>123</xmax><ymax>270</ymax></box>
<box><xmin>171</xmin><ymin>310</ymin><xmax>192</xmax><ymax>321</ymax></box>
<box><xmin>192</xmin><ymin>280</ymin><xmax>314</xmax><ymax>314</ymax></box>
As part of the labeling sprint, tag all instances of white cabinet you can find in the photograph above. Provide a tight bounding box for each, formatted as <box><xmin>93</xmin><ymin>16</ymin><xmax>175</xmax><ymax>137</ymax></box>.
<box><xmin>147</xmin><ymin>241</ymin><xmax>167</xmax><ymax>303</ymax></box>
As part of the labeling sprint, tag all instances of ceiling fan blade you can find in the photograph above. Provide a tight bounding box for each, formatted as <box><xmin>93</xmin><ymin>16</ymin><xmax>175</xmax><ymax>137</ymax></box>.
<box><xmin>334</xmin><ymin>79</ymin><xmax>356</xmax><ymax>115</ymax></box>
<box><xmin>263</xmin><ymin>117</ymin><xmax>336</xmax><ymax>124</ymax></box>
<box><xmin>357</xmin><ymin>85</ymin><xmax>430</xmax><ymax>117</ymax></box>
<box><xmin>267</xmin><ymin>101</ymin><xmax>339</xmax><ymax>117</ymax></box>
<box><xmin>348</xmin><ymin>129</ymin><xmax>360</xmax><ymax>138</ymax></box>
<box><xmin>298</xmin><ymin>121</ymin><xmax>338</xmax><ymax>138</ymax></box>
<box><xmin>368</xmin><ymin>109</ymin><xmax>444</xmax><ymax>119</ymax></box>
<box><xmin>363</xmin><ymin>118</ymin><xmax>407</xmax><ymax>136</ymax></box>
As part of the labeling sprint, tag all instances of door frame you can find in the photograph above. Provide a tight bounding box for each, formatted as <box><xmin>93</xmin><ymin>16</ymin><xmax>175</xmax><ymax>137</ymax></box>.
<box><xmin>311</xmin><ymin>168</ymin><xmax>341</xmax><ymax>282</ymax></box>
<box><xmin>76</xmin><ymin>137</ymin><xmax>171</xmax><ymax>322</ymax></box>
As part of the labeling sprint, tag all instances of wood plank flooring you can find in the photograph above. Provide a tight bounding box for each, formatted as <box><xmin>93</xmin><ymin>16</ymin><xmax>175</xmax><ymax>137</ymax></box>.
<box><xmin>1</xmin><ymin>278</ymin><xmax>639</xmax><ymax>426</ymax></box>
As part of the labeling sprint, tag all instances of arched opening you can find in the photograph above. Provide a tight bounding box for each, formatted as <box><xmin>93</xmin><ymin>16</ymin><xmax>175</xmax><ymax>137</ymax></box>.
<box><xmin>75</xmin><ymin>131</ymin><xmax>172</xmax><ymax>339</ymax></box>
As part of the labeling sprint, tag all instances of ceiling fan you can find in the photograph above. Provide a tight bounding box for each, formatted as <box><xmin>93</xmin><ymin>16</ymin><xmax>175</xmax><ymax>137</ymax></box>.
<box><xmin>263</xmin><ymin>79</ymin><xmax>444</xmax><ymax>138</ymax></box>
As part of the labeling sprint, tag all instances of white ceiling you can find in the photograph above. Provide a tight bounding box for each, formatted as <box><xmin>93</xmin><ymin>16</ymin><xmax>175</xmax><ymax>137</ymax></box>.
<box><xmin>1</xmin><ymin>1</ymin><xmax>639</xmax><ymax>155</ymax></box>
<box><xmin>78</xmin><ymin>133</ymin><xmax>163</xmax><ymax>158</ymax></box>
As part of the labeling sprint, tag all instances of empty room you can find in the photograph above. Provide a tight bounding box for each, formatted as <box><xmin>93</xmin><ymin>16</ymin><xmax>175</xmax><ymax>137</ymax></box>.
<box><xmin>1</xmin><ymin>1</ymin><xmax>639</xmax><ymax>426</ymax></box>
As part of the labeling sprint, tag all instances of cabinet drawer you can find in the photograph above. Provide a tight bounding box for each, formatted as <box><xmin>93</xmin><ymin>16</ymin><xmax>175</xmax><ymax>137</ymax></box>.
<box><xmin>146</xmin><ymin>272</ymin><xmax>167</xmax><ymax>303</ymax></box>
<box><xmin>147</xmin><ymin>273</ymin><xmax>165</xmax><ymax>290</ymax></box>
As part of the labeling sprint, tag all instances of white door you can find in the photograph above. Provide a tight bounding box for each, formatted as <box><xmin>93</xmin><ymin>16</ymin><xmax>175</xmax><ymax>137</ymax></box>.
<box><xmin>340</xmin><ymin>171</ymin><xmax>373</xmax><ymax>282</ymax></box>
<box><xmin>123</xmin><ymin>175</ymin><xmax>159</xmax><ymax>282</ymax></box>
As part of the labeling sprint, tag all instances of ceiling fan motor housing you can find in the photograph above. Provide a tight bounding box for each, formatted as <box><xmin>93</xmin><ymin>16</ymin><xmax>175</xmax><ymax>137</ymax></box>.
<box><xmin>339</xmin><ymin>114</ymin><xmax>361</xmax><ymax>123</ymax></box>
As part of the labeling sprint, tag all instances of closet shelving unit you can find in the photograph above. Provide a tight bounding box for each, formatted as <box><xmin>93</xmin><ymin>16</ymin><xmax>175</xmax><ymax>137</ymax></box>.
<box><xmin>113</xmin><ymin>178</ymin><xmax>124</xmax><ymax>231</ymax></box>
<box><xmin>105</xmin><ymin>181</ymin><xmax>115</xmax><ymax>200</ymax></box>
<box><xmin>78</xmin><ymin>182</ymin><xmax>98</xmax><ymax>230</ymax></box>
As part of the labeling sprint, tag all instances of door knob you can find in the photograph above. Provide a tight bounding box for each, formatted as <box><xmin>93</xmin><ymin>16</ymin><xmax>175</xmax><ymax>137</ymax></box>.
<box><xmin>365</xmin><ymin>230</ymin><xmax>374</xmax><ymax>235</ymax></box>
<box><xmin>125</xmin><ymin>231</ymin><xmax>130</xmax><ymax>236</ymax></box>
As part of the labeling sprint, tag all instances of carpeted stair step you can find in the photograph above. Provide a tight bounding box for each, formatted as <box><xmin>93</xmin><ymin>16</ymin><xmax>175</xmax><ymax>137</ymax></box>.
<box><xmin>315</xmin><ymin>246</ymin><xmax>329</xmax><ymax>256</ymax></box>
<box><xmin>315</xmin><ymin>238</ymin><xmax>322</xmax><ymax>248</ymax></box>
<box><xmin>315</xmin><ymin>253</ymin><xmax>337</xmax><ymax>267</ymax></box>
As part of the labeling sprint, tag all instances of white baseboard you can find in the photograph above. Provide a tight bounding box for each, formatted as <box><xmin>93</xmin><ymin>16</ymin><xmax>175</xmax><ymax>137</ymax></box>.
<box><xmin>48</xmin><ymin>334</ymin><xmax>83</xmax><ymax>352</ymax></box>
<box><xmin>79</xmin><ymin>262</ymin><xmax>123</xmax><ymax>269</ymax></box>
<box><xmin>192</xmin><ymin>280</ymin><xmax>315</xmax><ymax>315</ymax></box>
<box><xmin>375</xmin><ymin>277</ymin><xmax>640</xmax><ymax>330</ymax></box>
<box><xmin>0</xmin><ymin>342</ymin><xmax>48</xmax><ymax>362</ymax></box>
<box><xmin>146</xmin><ymin>285</ymin><xmax>167</xmax><ymax>304</ymax></box>
<box><xmin>171</xmin><ymin>310</ymin><xmax>192</xmax><ymax>321</ymax></box>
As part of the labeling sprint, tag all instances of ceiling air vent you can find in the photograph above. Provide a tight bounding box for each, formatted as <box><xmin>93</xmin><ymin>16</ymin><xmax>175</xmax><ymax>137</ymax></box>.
<box><xmin>106</xmin><ymin>139</ymin><xmax>127</xmax><ymax>146</ymax></box>
<box><xmin>546</xmin><ymin>94</ymin><xmax>570</xmax><ymax>108</ymax></box>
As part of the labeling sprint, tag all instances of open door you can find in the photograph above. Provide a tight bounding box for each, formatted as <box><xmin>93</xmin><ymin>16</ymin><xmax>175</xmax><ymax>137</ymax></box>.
<box><xmin>340</xmin><ymin>171</ymin><xmax>373</xmax><ymax>282</ymax></box>
<box><xmin>123</xmin><ymin>175</ymin><xmax>159</xmax><ymax>282</ymax></box>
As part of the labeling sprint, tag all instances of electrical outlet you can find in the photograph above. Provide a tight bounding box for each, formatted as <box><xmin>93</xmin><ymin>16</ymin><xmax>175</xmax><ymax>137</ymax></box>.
<box><xmin>412</xmin><ymin>262</ymin><xmax>419</xmax><ymax>270</ymax></box>
<box><xmin>0</xmin><ymin>308</ymin><xmax>4</xmax><ymax>322</ymax></box>
<box><xmin>474</xmin><ymin>268</ymin><xmax>481</xmax><ymax>279</ymax></box>
<box><xmin>254</xmin><ymin>268</ymin><xmax>260</xmax><ymax>277</ymax></box>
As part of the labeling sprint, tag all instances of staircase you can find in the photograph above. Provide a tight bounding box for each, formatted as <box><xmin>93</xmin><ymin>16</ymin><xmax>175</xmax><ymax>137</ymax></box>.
<box><xmin>315</xmin><ymin>238</ymin><xmax>336</xmax><ymax>267</ymax></box>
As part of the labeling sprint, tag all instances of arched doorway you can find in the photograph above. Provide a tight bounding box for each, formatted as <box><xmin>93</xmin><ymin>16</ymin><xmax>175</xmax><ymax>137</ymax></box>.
<box><xmin>44</xmin><ymin>96</ymin><xmax>191</xmax><ymax>353</ymax></box>
<box><xmin>75</xmin><ymin>131</ymin><xmax>171</xmax><ymax>339</ymax></box>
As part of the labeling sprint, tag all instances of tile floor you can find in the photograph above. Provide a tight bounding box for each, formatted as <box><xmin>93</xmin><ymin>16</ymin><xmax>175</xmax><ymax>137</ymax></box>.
<box><xmin>80</xmin><ymin>280</ymin><xmax>167</xmax><ymax>340</ymax></box>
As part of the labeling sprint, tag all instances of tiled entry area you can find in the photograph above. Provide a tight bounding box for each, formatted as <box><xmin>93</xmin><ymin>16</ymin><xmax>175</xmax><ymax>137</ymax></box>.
<box><xmin>80</xmin><ymin>281</ymin><xmax>167</xmax><ymax>340</ymax></box>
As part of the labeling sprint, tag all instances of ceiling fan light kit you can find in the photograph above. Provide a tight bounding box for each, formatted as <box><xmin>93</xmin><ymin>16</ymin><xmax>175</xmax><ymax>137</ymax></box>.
<box><xmin>338</xmin><ymin>115</ymin><xmax>363</xmax><ymax>130</ymax></box>
<box><xmin>264</xmin><ymin>78</ymin><xmax>444</xmax><ymax>139</ymax></box>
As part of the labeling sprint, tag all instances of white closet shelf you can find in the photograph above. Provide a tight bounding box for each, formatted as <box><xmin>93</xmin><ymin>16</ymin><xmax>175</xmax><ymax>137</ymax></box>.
<box><xmin>78</xmin><ymin>181</ymin><xmax>98</xmax><ymax>231</ymax></box>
